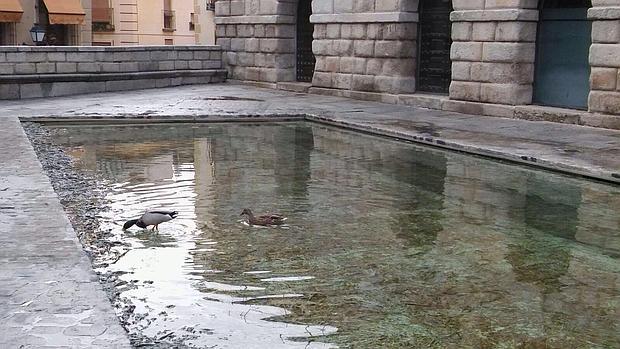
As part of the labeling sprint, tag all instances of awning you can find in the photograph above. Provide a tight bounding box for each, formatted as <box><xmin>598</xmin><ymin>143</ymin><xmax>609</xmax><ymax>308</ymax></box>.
<box><xmin>42</xmin><ymin>0</ymin><xmax>85</xmax><ymax>25</ymax></box>
<box><xmin>0</xmin><ymin>0</ymin><xmax>23</xmax><ymax>23</ymax></box>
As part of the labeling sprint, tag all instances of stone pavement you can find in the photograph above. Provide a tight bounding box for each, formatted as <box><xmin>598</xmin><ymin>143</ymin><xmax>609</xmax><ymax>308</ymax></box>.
<box><xmin>0</xmin><ymin>82</ymin><xmax>618</xmax><ymax>347</ymax></box>
<box><xmin>2</xmin><ymin>82</ymin><xmax>619</xmax><ymax>183</ymax></box>
<box><xmin>0</xmin><ymin>117</ymin><xmax>131</xmax><ymax>347</ymax></box>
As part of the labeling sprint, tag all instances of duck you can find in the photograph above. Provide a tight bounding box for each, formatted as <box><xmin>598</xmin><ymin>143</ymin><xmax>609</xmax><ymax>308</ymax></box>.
<box><xmin>123</xmin><ymin>209</ymin><xmax>178</xmax><ymax>230</ymax></box>
<box><xmin>240</xmin><ymin>208</ymin><xmax>286</xmax><ymax>226</ymax></box>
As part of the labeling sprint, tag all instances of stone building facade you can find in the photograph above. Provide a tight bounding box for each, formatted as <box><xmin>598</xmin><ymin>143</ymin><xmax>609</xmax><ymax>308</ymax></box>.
<box><xmin>215</xmin><ymin>0</ymin><xmax>620</xmax><ymax>129</ymax></box>
<box><xmin>0</xmin><ymin>0</ymin><xmax>91</xmax><ymax>46</ymax></box>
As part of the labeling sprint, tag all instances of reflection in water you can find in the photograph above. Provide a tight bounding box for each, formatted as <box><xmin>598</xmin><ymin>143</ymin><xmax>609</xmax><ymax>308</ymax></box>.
<box><xmin>50</xmin><ymin>122</ymin><xmax>620</xmax><ymax>348</ymax></box>
<box><xmin>274</xmin><ymin>126</ymin><xmax>314</xmax><ymax>203</ymax></box>
<box><xmin>508</xmin><ymin>178</ymin><xmax>581</xmax><ymax>293</ymax></box>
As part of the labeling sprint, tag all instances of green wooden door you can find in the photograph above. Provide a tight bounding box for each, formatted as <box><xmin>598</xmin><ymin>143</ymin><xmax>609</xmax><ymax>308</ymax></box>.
<box><xmin>534</xmin><ymin>1</ymin><xmax>591</xmax><ymax>110</ymax></box>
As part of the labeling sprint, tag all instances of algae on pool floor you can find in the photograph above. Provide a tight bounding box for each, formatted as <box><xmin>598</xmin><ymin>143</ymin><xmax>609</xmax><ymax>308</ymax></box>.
<box><xmin>47</xmin><ymin>122</ymin><xmax>620</xmax><ymax>348</ymax></box>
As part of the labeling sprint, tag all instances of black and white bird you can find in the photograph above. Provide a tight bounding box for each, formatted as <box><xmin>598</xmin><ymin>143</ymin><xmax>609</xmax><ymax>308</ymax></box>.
<box><xmin>123</xmin><ymin>210</ymin><xmax>178</xmax><ymax>231</ymax></box>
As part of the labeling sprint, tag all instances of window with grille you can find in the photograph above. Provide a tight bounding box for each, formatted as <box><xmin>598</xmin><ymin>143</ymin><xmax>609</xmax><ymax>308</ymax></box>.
<box><xmin>163</xmin><ymin>0</ymin><xmax>175</xmax><ymax>31</ymax></box>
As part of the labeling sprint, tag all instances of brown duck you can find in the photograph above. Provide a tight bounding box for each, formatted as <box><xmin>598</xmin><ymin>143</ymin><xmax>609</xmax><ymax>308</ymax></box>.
<box><xmin>240</xmin><ymin>208</ymin><xmax>286</xmax><ymax>226</ymax></box>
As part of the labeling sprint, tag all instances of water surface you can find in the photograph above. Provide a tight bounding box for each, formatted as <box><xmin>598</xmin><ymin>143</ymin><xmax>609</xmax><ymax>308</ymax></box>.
<box><xmin>49</xmin><ymin>122</ymin><xmax>620</xmax><ymax>348</ymax></box>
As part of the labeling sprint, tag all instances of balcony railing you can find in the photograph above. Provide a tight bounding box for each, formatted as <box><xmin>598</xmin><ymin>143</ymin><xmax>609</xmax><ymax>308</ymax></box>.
<box><xmin>163</xmin><ymin>10</ymin><xmax>175</xmax><ymax>31</ymax></box>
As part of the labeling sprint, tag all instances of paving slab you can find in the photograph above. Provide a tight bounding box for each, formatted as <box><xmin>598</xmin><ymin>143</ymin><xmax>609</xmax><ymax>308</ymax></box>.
<box><xmin>0</xmin><ymin>117</ymin><xmax>131</xmax><ymax>348</ymax></box>
<box><xmin>1</xmin><ymin>82</ymin><xmax>618</xmax><ymax>183</ymax></box>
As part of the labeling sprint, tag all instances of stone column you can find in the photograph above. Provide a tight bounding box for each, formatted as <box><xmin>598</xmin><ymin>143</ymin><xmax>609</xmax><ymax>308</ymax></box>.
<box><xmin>588</xmin><ymin>0</ymin><xmax>620</xmax><ymax>116</ymax></box>
<box><xmin>215</xmin><ymin>0</ymin><xmax>296</xmax><ymax>83</ymax></box>
<box><xmin>449</xmin><ymin>0</ymin><xmax>537</xmax><ymax>106</ymax></box>
<box><xmin>310</xmin><ymin>0</ymin><xmax>418</xmax><ymax>97</ymax></box>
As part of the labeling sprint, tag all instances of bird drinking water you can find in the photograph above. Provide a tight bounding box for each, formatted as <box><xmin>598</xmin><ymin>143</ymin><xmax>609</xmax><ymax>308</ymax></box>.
<box><xmin>123</xmin><ymin>210</ymin><xmax>178</xmax><ymax>230</ymax></box>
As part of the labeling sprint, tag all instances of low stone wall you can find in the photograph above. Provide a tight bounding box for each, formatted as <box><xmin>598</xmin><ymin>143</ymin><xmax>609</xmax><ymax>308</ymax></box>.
<box><xmin>0</xmin><ymin>46</ymin><xmax>226</xmax><ymax>99</ymax></box>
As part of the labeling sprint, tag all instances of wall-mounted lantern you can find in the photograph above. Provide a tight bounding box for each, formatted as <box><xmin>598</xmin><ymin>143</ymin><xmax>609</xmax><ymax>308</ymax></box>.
<box><xmin>29</xmin><ymin>24</ymin><xmax>46</xmax><ymax>45</ymax></box>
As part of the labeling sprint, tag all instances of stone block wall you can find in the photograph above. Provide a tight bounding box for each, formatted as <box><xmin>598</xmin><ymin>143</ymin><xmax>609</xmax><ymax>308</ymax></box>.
<box><xmin>0</xmin><ymin>46</ymin><xmax>225</xmax><ymax>99</ymax></box>
<box><xmin>214</xmin><ymin>0</ymin><xmax>620</xmax><ymax>127</ymax></box>
<box><xmin>216</xmin><ymin>21</ymin><xmax>297</xmax><ymax>82</ymax></box>
<box><xmin>450</xmin><ymin>0</ymin><xmax>537</xmax><ymax>105</ymax></box>
<box><xmin>311</xmin><ymin>21</ymin><xmax>417</xmax><ymax>95</ymax></box>
<box><xmin>216</xmin><ymin>0</ymin><xmax>419</xmax><ymax>94</ymax></box>
<box><xmin>589</xmin><ymin>0</ymin><xmax>620</xmax><ymax>115</ymax></box>
<box><xmin>450</xmin><ymin>0</ymin><xmax>620</xmax><ymax>113</ymax></box>
<box><xmin>215</xmin><ymin>0</ymin><xmax>297</xmax><ymax>82</ymax></box>
<box><xmin>310</xmin><ymin>1</ymin><xmax>417</xmax><ymax>95</ymax></box>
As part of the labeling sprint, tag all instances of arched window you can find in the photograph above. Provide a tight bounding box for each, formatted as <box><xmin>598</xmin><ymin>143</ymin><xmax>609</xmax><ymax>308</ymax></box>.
<box><xmin>533</xmin><ymin>0</ymin><xmax>592</xmax><ymax>109</ymax></box>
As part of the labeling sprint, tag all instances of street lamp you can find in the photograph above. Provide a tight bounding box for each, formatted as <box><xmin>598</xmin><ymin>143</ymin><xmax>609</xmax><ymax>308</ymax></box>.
<box><xmin>29</xmin><ymin>24</ymin><xmax>46</xmax><ymax>45</ymax></box>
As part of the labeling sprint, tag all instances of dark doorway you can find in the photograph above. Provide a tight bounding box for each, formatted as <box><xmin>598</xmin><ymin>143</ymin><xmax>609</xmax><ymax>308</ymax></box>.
<box><xmin>0</xmin><ymin>23</ymin><xmax>8</xmax><ymax>45</ymax></box>
<box><xmin>534</xmin><ymin>0</ymin><xmax>591</xmax><ymax>109</ymax></box>
<box><xmin>45</xmin><ymin>25</ymin><xmax>68</xmax><ymax>45</ymax></box>
<box><xmin>417</xmin><ymin>0</ymin><xmax>453</xmax><ymax>94</ymax></box>
<box><xmin>296</xmin><ymin>0</ymin><xmax>315</xmax><ymax>82</ymax></box>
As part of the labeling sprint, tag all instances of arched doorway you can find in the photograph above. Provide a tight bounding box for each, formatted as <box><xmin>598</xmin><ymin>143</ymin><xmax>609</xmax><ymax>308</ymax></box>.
<box><xmin>533</xmin><ymin>0</ymin><xmax>592</xmax><ymax>109</ymax></box>
<box><xmin>417</xmin><ymin>0</ymin><xmax>453</xmax><ymax>94</ymax></box>
<box><xmin>296</xmin><ymin>0</ymin><xmax>315</xmax><ymax>82</ymax></box>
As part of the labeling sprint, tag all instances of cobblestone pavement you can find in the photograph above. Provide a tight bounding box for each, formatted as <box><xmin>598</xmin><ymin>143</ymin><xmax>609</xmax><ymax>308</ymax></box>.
<box><xmin>0</xmin><ymin>82</ymin><xmax>618</xmax><ymax>347</ymax></box>
<box><xmin>0</xmin><ymin>117</ymin><xmax>131</xmax><ymax>348</ymax></box>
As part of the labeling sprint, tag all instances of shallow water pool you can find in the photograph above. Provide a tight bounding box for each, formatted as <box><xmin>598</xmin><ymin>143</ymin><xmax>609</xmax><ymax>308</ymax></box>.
<box><xmin>49</xmin><ymin>122</ymin><xmax>619</xmax><ymax>348</ymax></box>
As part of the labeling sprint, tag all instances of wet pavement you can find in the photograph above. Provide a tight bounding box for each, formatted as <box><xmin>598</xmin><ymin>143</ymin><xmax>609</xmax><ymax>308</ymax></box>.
<box><xmin>0</xmin><ymin>83</ymin><xmax>619</xmax><ymax>348</ymax></box>
<box><xmin>0</xmin><ymin>118</ymin><xmax>131</xmax><ymax>348</ymax></box>
<box><xmin>2</xmin><ymin>82</ymin><xmax>619</xmax><ymax>183</ymax></box>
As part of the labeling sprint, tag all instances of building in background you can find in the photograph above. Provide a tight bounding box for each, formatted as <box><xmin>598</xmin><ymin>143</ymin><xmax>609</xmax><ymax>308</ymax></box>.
<box><xmin>92</xmin><ymin>0</ymin><xmax>215</xmax><ymax>46</ymax></box>
<box><xmin>1</xmin><ymin>0</ymin><xmax>215</xmax><ymax>46</ymax></box>
<box><xmin>0</xmin><ymin>0</ymin><xmax>23</xmax><ymax>45</ymax></box>
<box><xmin>193</xmin><ymin>0</ymin><xmax>215</xmax><ymax>44</ymax></box>
<box><xmin>1</xmin><ymin>0</ymin><xmax>90</xmax><ymax>45</ymax></box>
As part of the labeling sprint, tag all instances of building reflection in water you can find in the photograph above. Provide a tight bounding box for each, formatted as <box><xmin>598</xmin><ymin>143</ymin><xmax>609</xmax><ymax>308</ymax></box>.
<box><xmin>48</xmin><ymin>122</ymin><xmax>619</xmax><ymax>348</ymax></box>
<box><xmin>193</xmin><ymin>137</ymin><xmax>216</xmax><ymax>232</ymax></box>
<box><xmin>436</xmin><ymin>155</ymin><xmax>618</xmax><ymax>347</ymax></box>
<box><xmin>273</xmin><ymin>124</ymin><xmax>315</xmax><ymax>209</ymax></box>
